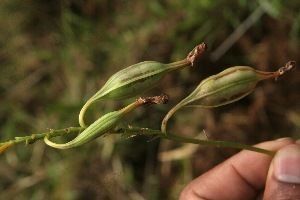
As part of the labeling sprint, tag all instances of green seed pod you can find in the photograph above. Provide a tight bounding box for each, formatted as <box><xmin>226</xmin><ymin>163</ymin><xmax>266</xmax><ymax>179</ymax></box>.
<box><xmin>45</xmin><ymin>94</ymin><xmax>168</xmax><ymax>149</ymax></box>
<box><xmin>79</xmin><ymin>43</ymin><xmax>207</xmax><ymax>128</ymax></box>
<box><xmin>45</xmin><ymin>110</ymin><xmax>125</xmax><ymax>149</ymax></box>
<box><xmin>161</xmin><ymin>61</ymin><xmax>296</xmax><ymax>133</ymax></box>
<box><xmin>87</xmin><ymin>61</ymin><xmax>181</xmax><ymax>100</ymax></box>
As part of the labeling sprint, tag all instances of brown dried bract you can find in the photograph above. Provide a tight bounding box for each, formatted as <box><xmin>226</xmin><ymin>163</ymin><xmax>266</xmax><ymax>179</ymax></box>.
<box><xmin>276</xmin><ymin>61</ymin><xmax>296</xmax><ymax>80</ymax></box>
<box><xmin>136</xmin><ymin>94</ymin><xmax>169</xmax><ymax>105</ymax></box>
<box><xmin>187</xmin><ymin>42</ymin><xmax>207</xmax><ymax>66</ymax></box>
<box><xmin>278</xmin><ymin>61</ymin><xmax>296</xmax><ymax>75</ymax></box>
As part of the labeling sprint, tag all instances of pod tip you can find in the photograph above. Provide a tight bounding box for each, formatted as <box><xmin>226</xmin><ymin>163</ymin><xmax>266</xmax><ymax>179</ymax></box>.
<box><xmin>276</xmin><ymin>61</ymin><xmax>296</xmax><ymax>80</ymax></box>
<box><xmin>187</xmin><ymin>42</ymin><xmax>207</xmax><ymax>66</ymax></box>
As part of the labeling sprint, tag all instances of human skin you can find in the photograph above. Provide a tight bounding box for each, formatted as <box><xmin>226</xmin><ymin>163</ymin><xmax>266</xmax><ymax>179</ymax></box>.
<box><xmin>180</xmin><ymin>138</ymin><xmax>300</xmax><ymax>200</ymax></box>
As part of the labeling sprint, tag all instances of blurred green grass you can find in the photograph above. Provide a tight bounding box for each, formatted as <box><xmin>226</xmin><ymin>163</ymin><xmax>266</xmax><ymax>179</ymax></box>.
<box><xmin>0</xmin><ymin>0</ymin><xmax>299</xmax><ymax>199</ymax></box>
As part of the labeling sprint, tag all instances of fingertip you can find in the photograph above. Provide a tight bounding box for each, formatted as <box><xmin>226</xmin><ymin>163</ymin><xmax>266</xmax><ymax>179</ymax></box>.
<box><xmin>274</xmin><ymin>144</ymin><xmax>300</xmax><ymax>184</ymax></box>
<box><xmin>264</xmin><ymin>143</ymin><xmax>300</xmax><ymax>199</ymax></box>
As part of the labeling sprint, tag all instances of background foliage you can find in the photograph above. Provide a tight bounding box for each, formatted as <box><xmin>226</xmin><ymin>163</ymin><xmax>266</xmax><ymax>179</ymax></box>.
<box><xmin>0</xmin><ymin>0</ymin><xmax>299</xmax><ymax>199</ymax></box>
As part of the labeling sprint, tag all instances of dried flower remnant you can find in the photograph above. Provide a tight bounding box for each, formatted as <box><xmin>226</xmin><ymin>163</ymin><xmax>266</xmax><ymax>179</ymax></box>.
<box><xmin>45</xmin><ymin>94</ymin><xmax>168</xmax><ymax>149</ymax></box>
<box><xmin>161</xmin><ymin>61</ymin><xmax>296</xmax><ymax>134</ymax></box>
<box><xmin>276</xmin><ymin>61</ymin><xmax>296</xmax><ymax>79</ymax></box>
<box><xmin>136</xmin><ymin>93</ymin><xmax>169</xmax><ymax>105</ymax></box>
<box><xmin>187</xmin><ymin>43</ymin><xmax>207</xmax><ymax>66</ymax></box>
<box><xmin>79</xmin><ymin>43</ymin><xmax>207</xmax><ymax>128</ymax></box>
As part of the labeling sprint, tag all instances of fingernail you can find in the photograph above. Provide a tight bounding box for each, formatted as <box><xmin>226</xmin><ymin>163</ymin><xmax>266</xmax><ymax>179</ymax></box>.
<box><xmin>296</xmin><ymin>139</ymin><xmax>300</xmax><ymax>145</ymax></box>
<box><xmin>274</xmin><ymin>144</ymin><xmax>300</xmax><ymax>184</ymax></box>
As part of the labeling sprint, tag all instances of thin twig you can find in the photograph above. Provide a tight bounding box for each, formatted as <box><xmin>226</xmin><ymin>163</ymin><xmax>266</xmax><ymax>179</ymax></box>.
<box><xmin>0</xmin><ymin>127</ymin><xmax>83</xmax><ymax>148</ymax></box>
<box><xmin>0</xmin><ymin>126</ymin><xmax>275</xmax><ymax>156</ymax></box>
<box><xmin>116</xmin><ymin>127</ymin><xmax>275</xmax><ymax>156</ymax></box>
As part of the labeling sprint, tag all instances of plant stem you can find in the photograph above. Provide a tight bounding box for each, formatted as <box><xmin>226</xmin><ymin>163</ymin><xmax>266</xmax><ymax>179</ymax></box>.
<box><xmin>166</xmin><ymin>133</ymin><xmax>275</xmax><ymax>156</ymax></box>
<box><xmin>115</xmin><ymin>127</ymin><xmax>275</xmax><ymax>156</ymax></box>
<box><xmin>0</xmin><ymin>127</ymin><xmax>83</xmax><ymax>146</ymax></box>
<box><xmin>0</xmin><ymin>126</ymin><xmax>275</xmax><ymax>156</ymax></box>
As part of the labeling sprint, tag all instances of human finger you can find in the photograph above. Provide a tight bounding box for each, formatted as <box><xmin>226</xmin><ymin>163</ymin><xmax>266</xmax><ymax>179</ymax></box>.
<box><xmin>180</xmin><ymin>138</ymin><xmax>294</xmax><ymax>200</ymax></box>
<box><xmin>263</xmin><ymin>143</ymin><xmax>300</xmax><ymax>200</ymax></box>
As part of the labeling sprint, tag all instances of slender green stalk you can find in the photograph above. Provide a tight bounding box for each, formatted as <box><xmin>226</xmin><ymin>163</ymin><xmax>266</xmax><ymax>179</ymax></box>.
<box><xmin>0</xmin><ymin>126</ymin><xmax>275</xmax><ymax>156</ymax></box>
<box><xmin>165</xmin><ymin>133</ymin><xmax>275</xmax><ymax>156</ymax></box>
<box><xmin>0</xmin><ymin>127</ymin><xmax>83</xmax><ymax>147</ymax></box>
<box><xmin>116</xmin><ymin>127</ymin><xmax>275</xmax><ymax>156</ymax></box>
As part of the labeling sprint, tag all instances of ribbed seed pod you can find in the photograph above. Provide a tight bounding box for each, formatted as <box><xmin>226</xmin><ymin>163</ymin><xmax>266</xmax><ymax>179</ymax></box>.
<box><xmin>161</xmin><ymin>61</ymin><xmax>296</xmax><ymax>133</ymax></box>
<box><xmin>79</xmin><ymin>43</ymin><xmax>207</xmax><ymax>128</ymax></box>
<box><xmin>45</xmin><ymin>110</ymin><xmax>125</xmax><ymax>149</ymax></box>
<box><xmin>45</xmin><ymin>94</ymin><xmax>168</xmax><ymax>149</ymax></box>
